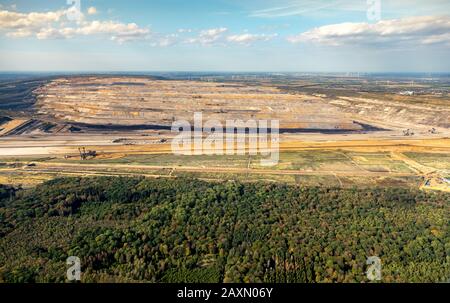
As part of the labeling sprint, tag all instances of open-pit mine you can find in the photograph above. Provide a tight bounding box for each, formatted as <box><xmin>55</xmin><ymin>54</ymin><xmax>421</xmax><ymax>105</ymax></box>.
<box><xmin>0</xmin><ymin>74</ymin><xmax>449</xmax><ymax>191</ymax></box>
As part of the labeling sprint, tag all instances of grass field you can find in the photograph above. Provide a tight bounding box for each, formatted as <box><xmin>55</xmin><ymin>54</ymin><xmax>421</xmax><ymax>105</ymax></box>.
<box><xmin>404</xmin><ymin>152</ymin><xmax>450</xmax><ymax>170</ymax></box>
<box><xmin>37</xmin><ymin>150</ymin><xmax>435</xmax><ymax>175</ymax></box>
<box><xmin>1</xmin><ymin>150</ymin><xmax>445</xmax><ymax>189</ymax></box>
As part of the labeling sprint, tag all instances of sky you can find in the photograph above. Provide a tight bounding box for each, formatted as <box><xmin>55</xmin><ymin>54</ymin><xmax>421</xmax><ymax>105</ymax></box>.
<box><xmin>0</xmin><ymin>0</ymin><xmax>449</xmax><ymax>72</ymax></box>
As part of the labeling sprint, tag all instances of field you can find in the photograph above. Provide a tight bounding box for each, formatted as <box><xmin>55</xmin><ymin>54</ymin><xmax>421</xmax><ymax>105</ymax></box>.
<box><xmin>0</xmin><ymin>147</ymin><xmax>447</xmax><ymax>189</ymax></box>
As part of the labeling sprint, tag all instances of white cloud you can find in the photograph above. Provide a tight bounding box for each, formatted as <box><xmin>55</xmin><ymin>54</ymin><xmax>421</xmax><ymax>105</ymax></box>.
<box><xmin>0</xmin><ymin>9</ymin><xmax>66</xmax><ymax>31</ymax></box>
<box><xmin>6</xmin><ymin>28</ymin><xmax>33</xmax><ymax>38</ymax></box>
<box><xmin>151</xmin><ymin>33</ymin><xmax>179</xmax><ymax>47</ymax></box>
<box><xmin>87</xmin><ymin>7</ymin><xmax>97</xmax><ymax>15</ymax></box>
<box><xmin>186</xmin><ymin>27</ymin><xmax>228</xmax><ymax>45</ymax></box>
<box><xmin>177</xmin><ymin>28</ymin><xmax>192</xmax><ymax>33</ymax></box>
<box><xmin>288</xmin><ymin>15</ymin><xmax>450</xmax><ymax>47</ymax></box>
<box><xmin>226</xmin><ymin>33</ymin><xmax>277</xmax><ymax>44</ymax></box>
<box><xmin>0</xmin><ymin>9</ymin><xmax>150</xmax><ymax>43</ymax></box>
<box><xmin>36</xmin><ymin>28</ymin><xmax>68</xmax><ymax>40</ymax></box>
<box><xmin>1</xmin><ymin>9</ymin><xmax>278</xmax><ymax>47</ymax></box>
<box><xmin>422</xmin><ymin>32</ymin><xmax>450</xmax><ymax>45</ymax></box>
<box><xmin>184</xmin><ymin>28</ymin><xmax>278</xmax><ymax>46</ymax></box>
<box><xmin>199</xmin><ymin>27</ymin><xmax>228</xmax><ymax>43</ymax></box>
<box><xmin>76</xmin><ymin>21</ymin><xmax>150</xmax><ymax>43</ymax></box>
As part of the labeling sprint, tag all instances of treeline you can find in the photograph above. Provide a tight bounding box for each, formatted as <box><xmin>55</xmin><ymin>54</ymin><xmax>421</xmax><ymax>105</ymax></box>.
<box><xmin>0</xmin><ymin>177</ymin><xmax>449</xmax><ymax>283</ymax></box>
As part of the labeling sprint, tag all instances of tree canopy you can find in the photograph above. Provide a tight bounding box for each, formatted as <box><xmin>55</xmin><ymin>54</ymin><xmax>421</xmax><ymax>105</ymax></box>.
<box><xmin>0</xmin><ymin>177</ymin><xmax>448</xmax><ymax>283</ymax></box>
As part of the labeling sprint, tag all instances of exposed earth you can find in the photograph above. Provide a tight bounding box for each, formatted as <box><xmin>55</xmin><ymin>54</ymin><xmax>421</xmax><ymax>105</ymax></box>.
<box><xmin>0</xmin><ymin>74</ymin><xmax>448</xmax><ymax>191</ymax></box>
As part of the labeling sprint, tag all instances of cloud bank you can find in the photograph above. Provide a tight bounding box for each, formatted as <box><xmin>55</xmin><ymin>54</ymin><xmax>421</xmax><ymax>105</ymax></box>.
<box><xmin>0</xmin><ymin>9</ymin><xmax>275</xmax><ymax>47</ymax></box>
<box><xmin>0</xmin><ymin>9</ymin><xmax>150</xmax><ymax>43</ymax></box>
<box><xmin>287</xmin><ymin>15</ymin><xmax>450</xmax><ymax>47</ymax></box>
<box><xmin>226</xmin><ymin>33</ymin><xmax>277</xmax><ymax>44</ymax></box>
<box><xmin>1</xmin><ymin>8</ymin><xmax>448</xmax><ymax>49</ymax></box>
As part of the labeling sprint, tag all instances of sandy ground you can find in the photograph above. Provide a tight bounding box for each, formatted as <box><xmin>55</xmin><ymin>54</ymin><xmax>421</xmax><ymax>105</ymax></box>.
<box><xmin>0</xmin><ymin>133</ymin><xmax>448</xmax><ymax>191</ymax></box>
<box><xmin>0</xmin><ymin>133</ymin><xmax>449</xmax><ymax>156</ymax></box>
<box><xmin>0</xmin><ymin>119</ymin><xmax>29</xmax><ymax>136</ymax></box>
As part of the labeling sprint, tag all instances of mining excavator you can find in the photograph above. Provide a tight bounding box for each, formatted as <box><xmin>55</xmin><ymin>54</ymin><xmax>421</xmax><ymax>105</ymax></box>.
<box><xmin>78</xmin><ymin>147</ymin><xmax>97</xmax><ymax>160</ymax></box>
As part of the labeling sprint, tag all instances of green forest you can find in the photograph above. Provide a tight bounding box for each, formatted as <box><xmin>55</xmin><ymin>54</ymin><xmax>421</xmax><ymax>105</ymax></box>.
<box><xmin>0</xmin><ymin>177</ymin><xmax>449</xmax><ymax>283</ymax></box>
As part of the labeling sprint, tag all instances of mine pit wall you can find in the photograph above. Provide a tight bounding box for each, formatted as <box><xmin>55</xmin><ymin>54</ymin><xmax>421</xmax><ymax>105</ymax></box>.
<box><xmin>32</xmin><ymin>77</ymin><xmax>364</xmax><ymax>132</ymax></box>
<box><xmin>4</xmin><ymin>76</ymin><xmax>447</xmax><ymax>136</ymax></box>
<box><xmin>0</xmin><ymin>78</ymin><xmax>54</xmax><ymax>111</ymax></box>
<box><xmin>329</xmin><ymin>97</ymin><xmax>450</xmax><ymax>129</ymax></box>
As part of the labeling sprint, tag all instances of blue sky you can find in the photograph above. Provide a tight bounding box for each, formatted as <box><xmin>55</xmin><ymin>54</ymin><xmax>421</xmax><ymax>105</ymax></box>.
<box><xmin>0</xmin><ymin>0</ymin><xmax>449</xmax><ymax>72</ymax></box>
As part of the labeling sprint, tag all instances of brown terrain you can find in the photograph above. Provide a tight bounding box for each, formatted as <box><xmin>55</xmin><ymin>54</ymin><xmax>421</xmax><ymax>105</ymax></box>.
<box><xmin>0</xmin><ymin>75</ymin><xmax>448</xmax><ymax>191</ymax></box>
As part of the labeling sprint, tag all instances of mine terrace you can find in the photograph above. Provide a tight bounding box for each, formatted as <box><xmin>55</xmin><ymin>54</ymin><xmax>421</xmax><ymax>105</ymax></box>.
<box><xmin>0</xmin><ymin>73</ymin><xmax>448</xmax><ymax>191</ymax></box>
